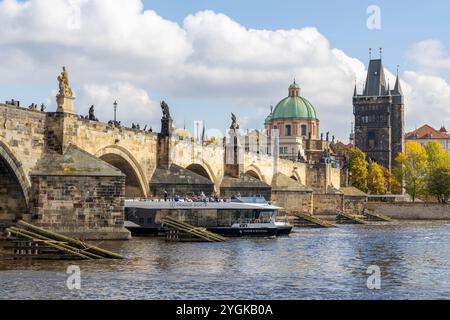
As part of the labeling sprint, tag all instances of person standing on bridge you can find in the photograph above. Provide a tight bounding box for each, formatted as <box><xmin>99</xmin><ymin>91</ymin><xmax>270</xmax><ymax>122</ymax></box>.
<box><xmin>164</xmin><ymin>190</ymin><xmax>168</xmax><ymax>202</ymax></box>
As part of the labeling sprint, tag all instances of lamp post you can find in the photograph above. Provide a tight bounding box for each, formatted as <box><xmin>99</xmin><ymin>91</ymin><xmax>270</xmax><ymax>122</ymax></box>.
<box><xmin>113</xmin><ymin>101</ymin><xmax>118</xmax><ymax>123</ymax></box>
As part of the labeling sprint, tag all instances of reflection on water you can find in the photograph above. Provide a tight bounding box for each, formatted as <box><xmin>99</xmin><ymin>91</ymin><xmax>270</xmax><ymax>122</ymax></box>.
<box><xmin>2</xmin><ymin>221</ymin><xmax>450</xmax><ymax>300</ymax></box>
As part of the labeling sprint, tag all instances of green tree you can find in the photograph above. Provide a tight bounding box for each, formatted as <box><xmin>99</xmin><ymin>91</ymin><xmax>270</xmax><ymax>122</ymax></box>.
<box><xmin>367</xmin><ymin>163</ymin><xmax>386</xmax><ymax>194</ymax></box>
<box><xmin>395</xmin><ymin>141</ymin><xmax>428</xmax><ymax>202</ymax></box>
<box><xmin>348</xmin><ymin>147</ymin><xmax>369</xmax><ymax>192</ymax></box>
<box><xmin>424</xmin><ymin>141</ymin><xmax>450</xmax><ymax>203</ymax></box>
<box><xmin>427</xmin><ymin>167</ymin><xmax>450</xmax><ymax>203</ymax></box>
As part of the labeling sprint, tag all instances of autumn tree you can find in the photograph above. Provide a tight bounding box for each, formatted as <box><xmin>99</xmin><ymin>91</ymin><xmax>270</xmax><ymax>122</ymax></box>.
<box><xmin>382</xmin><ymin>166</ymin><xmax>402</xmax><ymax>194</ymax></box>
<box><xmin>348</xmin><ymin>147</ymin><xmax>369</xmax><ymax>192</ymax></box>
<box><xmin>395</xmin><ymin>141</ymin><xmax>428</xmax><ymax>202</ymax></box>
<box><xmin>367</xmin><ymin>163</ymin><xmax>386</xmax><ymax>194</ymax></box>
<box><xmin>424</xmin><ymin>141</ymin><xmax>450</xmax><ymax>203</ymax></box>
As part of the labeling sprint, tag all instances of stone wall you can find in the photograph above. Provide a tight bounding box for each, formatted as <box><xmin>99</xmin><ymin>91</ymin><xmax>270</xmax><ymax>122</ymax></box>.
<box><xmin>71</xmin><ymin>116</ymin><xmax>158</xmax><ymax>195</ymax></box>
<box><xmin>272</xmin><ymin>191</ymin><xmax>313</xmax><ymax>215</ymax></box>
<box><xmin>329</xmin><ymin>166</ymin><xmax>341</xmax><ymax>189</ymax></box>
<box><xmin>30</xmin><ymin>174</ymin><xmax>130</xmax><ymax>239</ymax></box>
<box><xmin>344</xmin><ymin>196</ymin><xmax>367</xmax><ymax>215</ymax></box>
<box><xmin>367</xmin><ymin>202</ymin><xmax>450</xmax><ymax>220</ymax></box>
<box><xmin>313</xmin><ymin>193</ymin><xmax>344</xmax><ymax>215</ymax></box>
<box><xmin>0</xmin><ymin>104</ymin><xmax>47</xmax><ymax>180</ymax></box>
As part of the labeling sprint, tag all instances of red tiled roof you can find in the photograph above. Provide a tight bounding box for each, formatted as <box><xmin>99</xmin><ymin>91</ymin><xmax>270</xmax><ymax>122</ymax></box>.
<box><xmin>406</xmin><ymin>125</ymin><xmax>450</xmax><ymax>140</ymax></box>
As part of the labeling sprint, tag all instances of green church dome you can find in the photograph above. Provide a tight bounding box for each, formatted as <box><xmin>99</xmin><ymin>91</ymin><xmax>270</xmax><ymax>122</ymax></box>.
<box><xmin>272</xmin><ymin>96</ymin><xmax>317</xmax><ymax>119</ymax></box>
<box><xmin>270</xmin><ymin>82</ymin><xmax>318</xmax><ymax>120</ymax></box>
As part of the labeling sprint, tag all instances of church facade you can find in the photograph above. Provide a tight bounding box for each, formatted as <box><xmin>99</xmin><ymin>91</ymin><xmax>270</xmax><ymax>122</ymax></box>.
<box><xmin>353</xmin><ymin>58</ymin><xmax>405</xmax><ymax>171</ymax></box>
<box><xmin>264</xmin><ymin>81</ymin><xmax>330</xmax><ymax>162</ymax></box>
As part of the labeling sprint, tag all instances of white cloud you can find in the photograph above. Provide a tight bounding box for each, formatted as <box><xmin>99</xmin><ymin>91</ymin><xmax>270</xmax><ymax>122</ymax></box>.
<box><xmin>403</xmin><ymin>71</ymin><xmax>450</xmax><ymax>130</ymax></box>
<box><xmin>0</xmin><ymin>0</ymin><xmax>449</xmax><ymax>140</ymax></box>
<box><xmin>406</xmin><ymin>39</ymin><xmax>450</xmax><ymax>75</ymax></box>
<box><xmin>77</xmin><ymin>82</ymin><xmax>160</xmax><ymax>128</ymax></box>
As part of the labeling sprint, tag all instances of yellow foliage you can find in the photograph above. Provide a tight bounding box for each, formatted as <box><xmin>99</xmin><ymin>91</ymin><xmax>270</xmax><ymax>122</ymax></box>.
<box><xmin>395</xmin><ymin>141</ymin><xmax>428</xmax><ymax>201</ymax></box>
<box><xmin>367</xmin><ymin>163</ymin><xmax>386</xmax><ymax>194</ymax></box>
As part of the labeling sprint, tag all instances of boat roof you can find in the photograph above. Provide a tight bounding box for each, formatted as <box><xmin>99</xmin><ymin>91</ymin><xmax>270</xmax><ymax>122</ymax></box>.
<box><xmin>125</xmin><ymin>200</ymin><xmax>282</xmax><ymax>211</ymax></box>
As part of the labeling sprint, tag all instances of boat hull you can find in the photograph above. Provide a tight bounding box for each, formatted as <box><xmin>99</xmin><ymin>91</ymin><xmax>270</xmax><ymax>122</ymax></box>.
<box><xmin>206</xmin><ymin>227</ymin><xmax>278</xmax><ymax>238</ymax></box>
<box><xmin>276</xmin><ymin>225</ymin><xmax>293</xmax><ymax>236</ymax></box>
<box><xmin>126</xmin><ymin>227</ymin><xmax>160</xmax><ymax>237</ymax></box>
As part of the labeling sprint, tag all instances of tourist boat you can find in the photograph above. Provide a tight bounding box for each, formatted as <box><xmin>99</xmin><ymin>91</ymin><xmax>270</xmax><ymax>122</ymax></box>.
<box><xmin>124</xmin><ymin>197</ymin><xmax>292</xmax><ymax>238</ymax></box>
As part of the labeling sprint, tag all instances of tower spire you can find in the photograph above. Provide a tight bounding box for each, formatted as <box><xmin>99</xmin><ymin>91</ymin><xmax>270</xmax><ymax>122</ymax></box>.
<box><xmin>394</xmin><ymin>65</ymin><xmax>403</xmax><ymax>95</ymax></box>
<box><xmin>353</xmin><ymin>80</ymin><xmax>357</xmax><ymax>97</ymax></box>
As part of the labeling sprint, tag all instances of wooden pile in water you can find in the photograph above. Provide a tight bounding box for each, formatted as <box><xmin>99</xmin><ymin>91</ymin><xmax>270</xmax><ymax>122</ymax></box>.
<box><xmin>336</xmin><ymin>212</ymin><xmax>367</xmax><ymax>225</ymax></box>
<box><xmin>161</xmin><ymin>216</ymin><xmax>226</xmax><ymax>242</ymax></box>
<box><xmin>363</xmin><ymin>211</ymin><xmax>393</xmax><ymax>222</ymax></box>
<box><xmin>1</xmin><ymin>220</ymin><xmax>124</xmax><ymax>260</ymax></box>
<box><xmin>292</xmin><ymin>212</ymin><xmax>337</xmax><ymax>228</ymax></box>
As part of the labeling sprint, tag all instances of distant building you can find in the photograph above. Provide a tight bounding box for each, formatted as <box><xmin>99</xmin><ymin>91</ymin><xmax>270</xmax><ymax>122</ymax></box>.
<box><xmin>406</xmin><ymin>125</ymin><xmax>450</xmax><ymax>152</ymax></box>
<box><xmin>353</xmin><ymin>57</ymin><xmax>405</xmax><ymax>172</ymax></box>
<box><xmin>264</xmin><ymin>81</ymin><xmax>330</xmax><ymax>162</ymax></box>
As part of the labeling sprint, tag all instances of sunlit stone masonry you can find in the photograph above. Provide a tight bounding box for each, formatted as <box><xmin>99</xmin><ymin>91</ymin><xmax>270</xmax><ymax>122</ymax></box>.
<box><xmin>0</xmin><ymin>67</ymin><xmax>366</xmax><ymax>239</ymax></box>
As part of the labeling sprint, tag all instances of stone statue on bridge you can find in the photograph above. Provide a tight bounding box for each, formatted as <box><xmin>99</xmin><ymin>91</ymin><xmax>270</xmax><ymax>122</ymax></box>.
<box><xmin>161</xmin><ymin>101</ymin><xmax>172</xmax><ymax>120</ymax></box>
<box><xmin>160</xmin><ymin>101</ymin><xmax>173</xmax><ymax>137</ymax></box>
<box><xmin>56</xmin><ymin>66</ymin><xmax>75</xmax><ymax>114</ymax></box>
<box><xmin>88</xmin><ymin>105</ymin><xmax>98</xmax><ymax>121</ymax></box>
<box><xmin>230</xmin><ymin>113</ymin><xmax>239</xmax><ymax>130</ymax></box>
<box><xmin>57</xmin><ymin>66</ymin><xmax>73</xmax><ymax>98</ymax></box>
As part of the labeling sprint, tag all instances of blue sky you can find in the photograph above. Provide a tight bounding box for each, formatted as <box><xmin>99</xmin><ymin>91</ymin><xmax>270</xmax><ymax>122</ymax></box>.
<box><xmin>1</xmin><ymin>0</ymin><xmax>449</xmax><ymax>141</ymax></box>
<box><xmin>142</xmin><ymin>0</ymin><xmax>450</xmax><ymax>76</ymax></box>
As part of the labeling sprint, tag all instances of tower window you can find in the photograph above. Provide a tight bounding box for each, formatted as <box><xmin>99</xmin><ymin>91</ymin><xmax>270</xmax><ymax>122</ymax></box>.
<box><xmin>285</xmin><ymin>125</ymin><xmax>292</xmax><ymax>137</ymax></box>
<box><xmin>301</xmin><ymin>125</ymin><xmax>307</xmax><ymax>137</ymax></box>
<box><xmin>368</xmin><ymin>131</ymin><xmax>376</xmax><ymax>149</ymax></box>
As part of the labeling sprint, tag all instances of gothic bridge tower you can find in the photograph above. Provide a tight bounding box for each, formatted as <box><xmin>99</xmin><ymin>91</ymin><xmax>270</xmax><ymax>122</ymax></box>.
<box><xmin>353</xmin><ymin>57</ymin><xmax>405</xmax><ymax>172</ymax></box>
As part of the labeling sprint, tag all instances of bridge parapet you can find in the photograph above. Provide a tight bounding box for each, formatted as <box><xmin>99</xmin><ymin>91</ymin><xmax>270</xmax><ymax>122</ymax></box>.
<box><xmin>0</xmin><ymin>104</ymin><xmax>47</xmax><ymax>180</ymax></box>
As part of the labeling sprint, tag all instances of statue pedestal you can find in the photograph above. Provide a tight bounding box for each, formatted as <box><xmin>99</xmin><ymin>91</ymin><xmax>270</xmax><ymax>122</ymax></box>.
<box><xmin>56</xmin><ymin>95</ymin><xmax>76</xmax><ymax>114</ymax></box>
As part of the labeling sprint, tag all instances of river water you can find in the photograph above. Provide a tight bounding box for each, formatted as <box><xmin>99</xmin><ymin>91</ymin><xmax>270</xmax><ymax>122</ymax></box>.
<box><xmin>1</xmin><ymin>221</ymin><xmax>450</xmax><ymax>300</ymax></box>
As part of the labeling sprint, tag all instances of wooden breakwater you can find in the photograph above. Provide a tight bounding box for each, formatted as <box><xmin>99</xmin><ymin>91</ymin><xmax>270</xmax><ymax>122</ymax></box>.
<box><xmin>336</xmin><ymin>212</ymin><xmax>367</xmax><ymax>225</ymax></box>
<box><xmin>291</xmin><ymin>212</ymin><xmax>337</xmax><ymax>228</ymax></box>
<box><xmin>161</xmin><ymin>216</ymin><xmax>226</xmax><ymax>242</ymax></box>
<box><xmin>1</xmin><ymin>220</ymin><xmax>124</xmax><ymax>260</ymax></box>
<box><xmin>363</xmin><ymin>211</ymin><xmax>393</xmax><ymax>222</ymax></box>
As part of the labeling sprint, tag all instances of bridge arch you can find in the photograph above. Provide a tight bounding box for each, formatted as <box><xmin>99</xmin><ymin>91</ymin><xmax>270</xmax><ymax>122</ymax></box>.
<box><xmin>186</xmin><ymin>163</ymin><xmax>214</xmax><ymax>182</ymax></box>
<box><xmin>245</xmin><ymin>164</ymin><xmax>267</xmax><ymax>182</ymax></box>
<box><xmin>0</xmin><ymin>142</ymin><xmax>30</xmax><ymax>221</ymax></box>
<box><xmin>96</xmin><ymin>145</ymin><xmax>148</xmax><ymax>198</ymax></box>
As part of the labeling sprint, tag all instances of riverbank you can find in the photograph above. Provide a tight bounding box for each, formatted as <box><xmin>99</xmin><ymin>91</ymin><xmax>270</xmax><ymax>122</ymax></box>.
<box><xmin>366</xmin><ymin>203</ymin><xmax>450</xmax><ymax>220</ymax></box>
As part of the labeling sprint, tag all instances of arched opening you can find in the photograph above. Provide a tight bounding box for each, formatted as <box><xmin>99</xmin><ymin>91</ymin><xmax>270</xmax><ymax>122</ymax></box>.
<box><xmin>100</xmin><ymin>154</ymin><xmax>146</xmax><ymax>198</ymax></box>
<box><xmin>246</xmin><ymin>170</ymin><xmax>262</xmax><ymax>181</ymax></box>
<box><xmin>0</xmin><ymin>153</ymin><xmax>28</xmax><ymax>222</ymax></box>
<box><xmin>186</xmin><ymin>164</ymin><xmax>212</xmax><ymax>181</ymax></box>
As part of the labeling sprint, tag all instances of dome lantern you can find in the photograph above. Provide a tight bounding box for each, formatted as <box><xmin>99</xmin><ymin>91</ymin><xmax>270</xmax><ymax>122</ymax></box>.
<box><xmin>288</xmin><ymin>80</ymin><xmax>301</xmax><ymax>97</ymax></box>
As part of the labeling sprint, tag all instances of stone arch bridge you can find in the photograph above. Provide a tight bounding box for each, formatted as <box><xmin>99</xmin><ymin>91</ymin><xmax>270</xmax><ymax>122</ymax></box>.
<box><xmin>0</xmin><ymin>101</ymin><xmax>342</xmax><ymax>239</ymax></box>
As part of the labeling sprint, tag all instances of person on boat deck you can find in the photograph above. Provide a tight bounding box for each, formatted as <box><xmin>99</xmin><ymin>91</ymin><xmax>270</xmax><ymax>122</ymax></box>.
<box><xmin>164</xmin><ymin>190</ymin><xmax>168</xmax><ymax>202</ymax></box>
<box><xmin>174</xmin><ymin>195</ymin><xmax>180</xmax><ymax>202</ymax></box>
